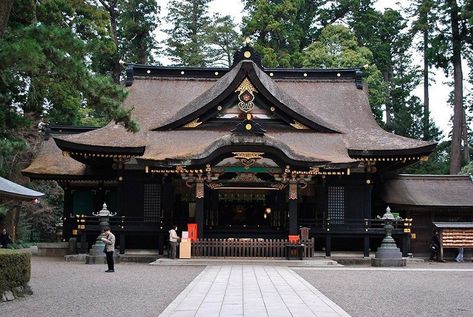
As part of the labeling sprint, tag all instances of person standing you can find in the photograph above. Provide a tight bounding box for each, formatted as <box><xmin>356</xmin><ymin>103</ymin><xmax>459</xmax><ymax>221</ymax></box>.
<box><xmin>0</xmin><ymin>228</ymin><xmax>12</xmax><ymax>248</ymax></box>
<box><xmin>455</xmin><ymin>248</ymin><xmax>464</xmax><ymax>262</ymax></box>
<box><xmin>169</xmin><ymin>225</ymin><xmax>180</xmax><ymax>259</ymax></box>
<box><xmin>429</xmin><ymin>229</ymin><xmax>441</xmax><ymax>262</ymax></box>
<box><xmin>101</xmin><ymin>226</ymin><xmax>115</xmax><ymax>272</ymax></box>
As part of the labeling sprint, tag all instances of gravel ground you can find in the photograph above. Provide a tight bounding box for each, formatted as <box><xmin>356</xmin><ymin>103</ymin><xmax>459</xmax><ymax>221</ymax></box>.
<box><xmin>295</xmin><ymin>262</ymin><xmax>473</xmax><ymax>317</ymax></box>
<box><xmin>1</xmin><ymin>257</ymin><xmax>204</xmax><ymax>317</ymax></box>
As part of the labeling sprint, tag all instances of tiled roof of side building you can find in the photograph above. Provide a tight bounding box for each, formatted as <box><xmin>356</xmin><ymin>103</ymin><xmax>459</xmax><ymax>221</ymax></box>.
<box><xmin>0</xmin><ymin>177</ymin><xmax>44</xmax><ymax>200</ymax></box>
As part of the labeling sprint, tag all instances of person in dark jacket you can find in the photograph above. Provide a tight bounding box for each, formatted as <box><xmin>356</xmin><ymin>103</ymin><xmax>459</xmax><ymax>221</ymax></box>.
<box><xmin>429</xmin><ymin>229</ymin><xmax>441</xmax><ymax>262</ymax></box>
<box><xmin>0</xmin><ymin>228</ymin><xmax>12</xmax><ymax>248</ymax></box>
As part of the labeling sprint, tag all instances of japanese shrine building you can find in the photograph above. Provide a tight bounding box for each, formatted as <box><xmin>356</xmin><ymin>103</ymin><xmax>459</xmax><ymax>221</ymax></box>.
<box><xmin>23</xmin><ymin>45</ymin><xmax>438</xmax><ymax>253</ymax></box>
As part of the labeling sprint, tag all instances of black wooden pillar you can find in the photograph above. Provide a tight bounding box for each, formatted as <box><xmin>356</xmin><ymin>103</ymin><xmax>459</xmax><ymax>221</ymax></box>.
<box><xmin>363</xmin><ymin>235</ymin><xmax>370</xmax><ymax>257</ymax></box>
<box><xmin>325</xmin><ymin>234</ymin><xmax>332</xmax><ymax>257</ymax></box>
<box><xmin>288</xmin><ymin>181</ymin><xmax>298</xmax><ymax>235</ymax></box>
<box><xmin>158</xmin><ymin>232</ymin><xmax>164</xmax><ymax>255</ymax></box>
<box><xmin>119</xmin><ymin>232</ymin><xmax>126</xmax><ymax>254</ymax></box>
<box><xmin>196</xmin><ymin>180</ymin><xmax>204</xmax><ymax>238</ymax></box>
<box><xmin>63</xmin><ymin>185</ymin><xmax>73</xmax><ymax>241</ymax></box>
<box><xmin>325</xmin><ymin>217</ymin><xmax>331</xmax><ymax>257</ymax></box>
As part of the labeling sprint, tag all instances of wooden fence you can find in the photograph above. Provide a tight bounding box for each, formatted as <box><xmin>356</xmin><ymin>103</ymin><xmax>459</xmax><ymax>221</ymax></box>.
<box><xmin>191</xmin><ymin>238</ymin><xmax>314</xmax><ymax>258</ymax></box>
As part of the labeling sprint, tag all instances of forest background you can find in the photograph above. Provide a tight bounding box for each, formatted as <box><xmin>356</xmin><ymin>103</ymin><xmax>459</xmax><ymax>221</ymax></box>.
<box><xmin>0</xmin><ymin>0</ymin><xmax>472</xmax><ymax>242</ymax></box>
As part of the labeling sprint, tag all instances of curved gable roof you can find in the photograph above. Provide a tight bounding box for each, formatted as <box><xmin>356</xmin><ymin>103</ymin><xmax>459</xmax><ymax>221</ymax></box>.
<box><xmin>156</xmin><ymin>60</ymin><xmax>340</xmax><ymax>133</ymax></box>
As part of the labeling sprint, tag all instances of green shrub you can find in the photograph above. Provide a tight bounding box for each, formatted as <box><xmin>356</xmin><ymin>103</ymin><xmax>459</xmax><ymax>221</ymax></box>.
<box><xmin>0</xmin><ymin>249</ymin><xmax>31</xmax><ymax>295</ymax></box>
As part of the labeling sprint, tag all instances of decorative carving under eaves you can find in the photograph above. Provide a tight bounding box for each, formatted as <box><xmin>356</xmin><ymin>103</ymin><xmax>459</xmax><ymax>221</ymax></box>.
<box><xmin>271</xmin><ymin>183</ymin><xmax>287</xmax><ymax>190</ymax></box>
<box><xmin>206</xmin><ymin>182</ymin><xmax>222</xmax><ymax>189</ymax></box>
<box><xmin>183</xmin><ymin>118</ymin><xmax>202</xmax><ymax>128</ymax></box>
<box><xmin>232</xmin><ymin>152</ymin><xmax>264</xmax><ymax>169</ymax></box>
<box><xmin>290</xmin><ymin>120</ymin><xmax>309</xmax><ymax>130</ymax></box>
<box><xmin>230</xmin><ymin>173</ymin><xmax>264</xmax><ymax>183</ymax></box>
<box><xmin>195</xmin><ymin>180</ymin><xmax>204</xmax><ymax>199</ymax></box>
<box><xmin>289</xmin><ymin>181</ymin><xmax>298</xmax><ymax>200</ymax></box>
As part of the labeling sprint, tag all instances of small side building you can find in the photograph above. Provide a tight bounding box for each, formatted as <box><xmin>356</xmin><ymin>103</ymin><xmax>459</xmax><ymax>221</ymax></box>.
<box><xmin>382</xmin><ymin>174</ymin><xmax>473</xmax><ymax>256</ymax></box>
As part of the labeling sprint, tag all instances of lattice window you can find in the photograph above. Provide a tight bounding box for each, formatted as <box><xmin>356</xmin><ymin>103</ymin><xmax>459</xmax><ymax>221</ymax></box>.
<box><xmin>328</xmin><ymin>186</ymin><xmax>345</xmax><ymax>224</ymax></box>
<box><xmin>144</xmin><ymin>184</ymin><xmax>161</xmax><ymax>222</ymax></box>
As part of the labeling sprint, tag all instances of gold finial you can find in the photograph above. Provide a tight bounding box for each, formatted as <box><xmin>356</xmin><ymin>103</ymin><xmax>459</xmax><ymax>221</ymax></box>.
<box><xmin>244</xmin><ymin>37</ymin><xmax>252</xmax><ymax>45</ymax></box>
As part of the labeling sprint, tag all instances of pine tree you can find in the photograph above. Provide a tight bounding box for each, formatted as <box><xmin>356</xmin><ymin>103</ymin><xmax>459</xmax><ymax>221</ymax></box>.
<box><xmin>164</xmin><ymin>0</ymin><xmax>211</xmax><ymax>66</ymax></box>
<box><xmin>242</xmin><ymin>0</ymin><xmax>323</xmax><ymax>67</ymax></box>
<box><xmin>206</xmin><ymin>14</ymin><xmax>241</xmax><ymax>67</ymax></box>
<box><xmin>118</xmin><ymin>0</ymin><xmax>160</xmax><ymax>65</ymax></box>
<box><xmin>0</xmin><ymin>0</ymin><xmax>138</xmax><ymax>238</ymax></box>
<box><xmin>94</xmin><ymin>0</ymin><xmax>160</xmax><ymax>79</ymax></box>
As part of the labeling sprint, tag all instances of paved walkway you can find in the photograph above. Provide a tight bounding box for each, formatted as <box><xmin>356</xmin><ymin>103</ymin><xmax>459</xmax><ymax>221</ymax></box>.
<box><xmin>159</xmin><ymin>265</ymin><xmax>350</xmax><ymax>317</ymax></box>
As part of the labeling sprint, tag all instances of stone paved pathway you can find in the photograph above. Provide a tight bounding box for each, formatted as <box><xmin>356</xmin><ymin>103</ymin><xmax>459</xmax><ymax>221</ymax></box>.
<box><xmin>159</xmin><ymin>265</ymin><xmax>350</xmax><ymax>317</ymax></box>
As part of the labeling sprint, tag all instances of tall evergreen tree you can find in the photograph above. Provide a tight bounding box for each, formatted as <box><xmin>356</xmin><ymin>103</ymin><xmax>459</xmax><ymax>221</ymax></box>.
<box><xmin>94</xmin><ymin>0</ymin><xmax>121</xmax><ymax>83</ymax></box>
<box><xmin>164</xmin><ymin>0</ymin><xmax>211</xmax><ymax>66</ymax></box>
<box><xmin>206</xmin><ymin>14</ymin><xmax>241</xmax><ymax>67</ymax></box>
<box><xmin>410</xmin><ymin>0</ymin><xmax>436</xmax><ymax>141</ymax></box>
<box><xmin>0</xmin><ymin>0</ymin><xmax>138</xmax><ymax>239</ymax></box>
<box><xmin>448</xmin><ymin>0</ymin><xmax>464</xmax><ymax>174</ymax></box>
<box><xmin>0</xmin><ymin>0</ymin><xmax>14</xmax><ymax>36</ymax></box>
<box><xmin>242</xmin><ymin>0</ymin><xmax>323</xmax><ymax>67</ymax></box>
<box><xmin>118</xmin><ymin>0</ymin><xmax>160</xmax><ymax>65</ymax></box>
<box><xmin>92</xmin><ymin>0</ymin><xmax>160</xmax><ymax>78</ymax></box>
<box><xmin>302</xmin><ymin>24</ymin><xmax>385</xmax><ymax>122</ymax></box>
<box><xmin>428</xmin><ymin>1</ymin><xmax>471</xmax><ymax>173</ymax></box>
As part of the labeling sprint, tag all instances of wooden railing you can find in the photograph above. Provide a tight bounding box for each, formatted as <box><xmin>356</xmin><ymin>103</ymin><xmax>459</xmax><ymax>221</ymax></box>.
<box><xmin>191</xmin><ymin>238</ymin><xmax>314</xmax><ymax>258</ymax></box>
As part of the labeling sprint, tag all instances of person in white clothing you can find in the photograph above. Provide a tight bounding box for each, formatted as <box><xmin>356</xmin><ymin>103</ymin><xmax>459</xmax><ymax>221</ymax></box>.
<box><xmin>169</xmin><ymin>225</ymin><xmax>180</xmax><ymax>259</ymax></box>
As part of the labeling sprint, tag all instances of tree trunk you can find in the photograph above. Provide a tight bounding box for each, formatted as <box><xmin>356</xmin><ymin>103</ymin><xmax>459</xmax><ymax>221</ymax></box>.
<box><xmin>138</xmin><ymin>33</ymin><xmax>147</xmax><ymax>64</ymax></box>
<box><xmin>109</xmin><ymin>1</ymin><xmax>121</xmax><ymax>83</ymax></box>
<box><xmin>449</xmin><ymin>0</ymin><xmax>464</xmax><ymax>174</ymax></box>
<box><xmin>4</xmin><ymin>204</ymin><xmax>20</xmax><ymax>242</ymax></box>
<box><xmin>383</xmin><ymin>71</ymin><xmax>393</xmax><ymax>130</ymax></box>
<box><xmin>0</xmin><ymin>0</ymin><xmax>13</xmax><ymax>37</ymax></box>
<box><xmin>463</xmin><ymin>108</ymin><xmax>470</xmax><ymax>163</ymax></box>
<box><xmin>422</xmin><ymin>28</ymin><xmax>430</xmax><ymax>140</ymax></box>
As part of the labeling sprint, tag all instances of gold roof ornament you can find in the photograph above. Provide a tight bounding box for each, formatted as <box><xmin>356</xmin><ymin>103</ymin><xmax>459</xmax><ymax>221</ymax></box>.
<box><xmin>235</xmin><ymin>78</ymin><xmax>257</xmax><ymax>113</ymax></box>
<box><xmin>235</xmin><ymin>78</ymin><xmax>257</xmax><ymax>97</ymax></box>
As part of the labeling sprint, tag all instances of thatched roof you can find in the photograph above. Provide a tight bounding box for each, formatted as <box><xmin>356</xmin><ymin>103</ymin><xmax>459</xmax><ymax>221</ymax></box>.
<box><xmin>382</xmin><ymin>175</ymin><xmax>473</xmax><ymax>207</ymax></box>
<box><xmin>23</xmin><ymin>56</ymin><xmax>436</xmax><ymax>178</ymax></box>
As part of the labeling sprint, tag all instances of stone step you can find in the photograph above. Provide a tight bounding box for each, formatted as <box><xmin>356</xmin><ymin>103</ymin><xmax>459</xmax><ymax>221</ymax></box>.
<box><xmin>149</xmin><ymin>257</ymin><xmax>340</xmax><ymax>267</ymax></box>
<box><xmin>334</xmin><ymin>256</ymin><xmax>424</xmax><ymax>266</ymax></box>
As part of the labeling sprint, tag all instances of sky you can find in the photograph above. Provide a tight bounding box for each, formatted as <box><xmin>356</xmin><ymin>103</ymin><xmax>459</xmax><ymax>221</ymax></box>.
<box><xmin>155</xmin><ymin>0</ymin><xmax>467</xmax><ymax>139</ymax></box>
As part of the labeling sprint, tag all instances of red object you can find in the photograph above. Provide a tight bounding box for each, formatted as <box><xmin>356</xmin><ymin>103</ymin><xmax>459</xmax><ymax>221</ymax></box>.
<box><xmin>188</xmin><ymin>223</ymin><xmax>198</xmax><ymax>241</ymax></box>
<box><xmin>288</xmin><ymin>235</ymin><xmax>300</xmax><ymax>244</ymax></box>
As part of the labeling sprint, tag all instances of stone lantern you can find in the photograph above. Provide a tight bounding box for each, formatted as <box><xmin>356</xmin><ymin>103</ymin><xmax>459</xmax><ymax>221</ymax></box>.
<box><xmin>371</xmin><ymin>206</ymin><xmax>406</xmax><ymax>267</ymax></box>
<box><xmin>93</xmin><ymin>203</ymin><xmax>117</xmax><ymax>231</ymax></box>
<box><xmin>85</xmin><ymin>203</ymin><xmax>117</xmax><ymax>264</ymax></box>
